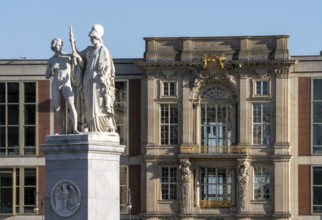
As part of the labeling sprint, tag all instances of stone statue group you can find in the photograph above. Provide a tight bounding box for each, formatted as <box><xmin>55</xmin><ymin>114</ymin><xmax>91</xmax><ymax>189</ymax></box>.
<box><xmin>45</xmin><ymin>24</ymin><xmax>116</xmax><ymax>134</ymax></box>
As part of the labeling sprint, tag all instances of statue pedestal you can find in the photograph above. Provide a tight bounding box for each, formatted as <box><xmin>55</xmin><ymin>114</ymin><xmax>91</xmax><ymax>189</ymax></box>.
<box><xmin>41</xmin><ymin>132</ymin><xmax>125</xmax><ymax>220</ymax></box>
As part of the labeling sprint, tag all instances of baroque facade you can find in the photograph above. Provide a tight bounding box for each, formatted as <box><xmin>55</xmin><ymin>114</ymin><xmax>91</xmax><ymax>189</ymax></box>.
<box><xmin>0</xmin><ymin>35</ymin><xmax>321</xmax><ymax>219</ymax></box>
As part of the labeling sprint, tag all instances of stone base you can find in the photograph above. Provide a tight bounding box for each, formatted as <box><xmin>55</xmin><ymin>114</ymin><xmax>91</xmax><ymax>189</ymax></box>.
<box><xmin>41</xmin><ymin>132</ymin><xmax>125</xmax><ymax>220</ymax></box>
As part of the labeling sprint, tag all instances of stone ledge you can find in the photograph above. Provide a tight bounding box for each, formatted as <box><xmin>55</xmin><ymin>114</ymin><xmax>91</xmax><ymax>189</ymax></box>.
<box><xmin>41</xmin><ymin>132</ymin><xmax>125</xmax><ymax>157</ymax></box>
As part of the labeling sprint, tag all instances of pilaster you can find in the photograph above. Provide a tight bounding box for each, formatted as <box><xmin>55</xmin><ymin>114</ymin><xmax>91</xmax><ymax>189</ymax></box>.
<box><xmin>239</xmin><ymin>75</ymin><xmax>250</xmax><ymax>146</ymax></box>
<box><xmin>181</xmin><ymin>77</ymin><xmax>193</xmax><ymax>146</ymax></box>
<box><xmin>146</xmin><ymin>75</ymin><xmax>157</xmax><ymax>147</ymax></box>
<box><xmin>273</xmin><ymin>158</ymin><xmax>291</xmax><ymax>218</ymax></box>
<box><xmin>274</xmin><ymin>68</ymin><xmax>290</xmax><ymax>154</ymax></box>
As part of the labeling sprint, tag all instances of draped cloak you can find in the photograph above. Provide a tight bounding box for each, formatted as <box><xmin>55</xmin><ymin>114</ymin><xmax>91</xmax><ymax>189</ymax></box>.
<box><xmin>79</xmin><ymin>45</ymin><xmax>116</xmax><ymax>132</ymax></box>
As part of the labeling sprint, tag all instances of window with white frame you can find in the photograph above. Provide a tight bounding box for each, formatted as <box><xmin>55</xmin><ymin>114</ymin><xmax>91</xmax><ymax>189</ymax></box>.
<box><xmin>200</xmin><ymin>167</ymin><xmax>232</xmax><ymax>203</ymax></box>
<box><xmin>0</xmin><ymin>82</ymin><xmax>36</xmax><ymax>156</ymax></box>
<box><xmin>163</xmin><ymin>82</ymin><xmax>176</xmax><ymax>96</ymax></box>
<box><xmin>0</xmin><ymin>167</ymin><xmax>36</xmax><ymax>214</ymax></box>
<box><xmin>252</xmin><ymin>103</ymin><xmax>272</xmax><ymax>145</ymax></box>
<box><xmin>255</xmin><ymin>81</ymin><xmax>269</xmax><ymax>96</ymax></box>
<box><xmin>199</xmin><ymin>86</ymin><xmax>235</xmax><ymax>153</ymax></box>
<box><xmin>313</xmin><ymin>166</ymin><xmax>322</xmax><ymax>213</ymax></box>
<box><xmin>114</xmin><ymin>81</ymin><xmax>128</xmax><ymax>154</ymax></box>
<box><xmin>161</xmin><ymin>167</ymin><xmax>177</xmax><ymax>200</ymax></box>
<box><xmin>160</xmin><ymin>104</ymin><xmax>178</xmax><ymax>145</ymax></box>
<box><xmin>253</xmin><ymin>166</ymin><xmax>271</xmax><ymax>200</ymax></box>
<box><xmin>312</xmin><ymin>79</ymin><xmax>322</xmax><ymax>154</ymax></box>
<box><xmin>201</xmin><ymin>104</ymin><xmax>233</xmax><ymax>152</ymax></box>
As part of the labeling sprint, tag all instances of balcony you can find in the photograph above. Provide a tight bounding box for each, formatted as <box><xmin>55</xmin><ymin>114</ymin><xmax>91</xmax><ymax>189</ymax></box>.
<box><xmin>200</xmin><ymin>200</ymin><xmax>231</xmax><ymax>208</ymax></box>
<box><xmin>180</xmin><ymin>145</ymin><xmax>247</xmax><ymax>155</ymax></box>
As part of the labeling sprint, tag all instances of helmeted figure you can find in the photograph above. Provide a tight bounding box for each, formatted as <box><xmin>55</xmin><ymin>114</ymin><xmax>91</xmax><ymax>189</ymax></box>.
<box><xmin>71</xmin><ymin>24</ymin><xmax>116</xmax><ymax>132</ymax></box>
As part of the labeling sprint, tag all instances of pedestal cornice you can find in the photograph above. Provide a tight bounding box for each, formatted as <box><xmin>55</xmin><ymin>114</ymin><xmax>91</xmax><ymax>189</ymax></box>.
<box><xmin>41</xmin><ymin>132</ymin><xmax>125</xmax><ymax>159</ymax></box>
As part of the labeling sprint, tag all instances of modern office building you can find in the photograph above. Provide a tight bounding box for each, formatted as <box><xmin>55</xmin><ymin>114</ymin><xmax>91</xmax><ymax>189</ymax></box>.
<box><xmin>0</xmin><ymin>35</ymin><xmax>322</xmax><ymax>220</ymax></box>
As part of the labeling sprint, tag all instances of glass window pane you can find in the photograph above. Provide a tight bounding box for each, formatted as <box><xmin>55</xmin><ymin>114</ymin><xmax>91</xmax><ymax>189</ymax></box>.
<box><xmin>253</xmin><ymin>105</ymin><xmax>261</xmax><ymax>123</ymax></box>
<box><xmin>314</xmin><ymin>103</ymin><xmax>322</xmax><ymax>123</ymax></box>
<box><xmin>24</xmin><ymin>105</ymin><xmax>35</xmax><ymax>125</ymax></box>
<box><xmin>170</xmin><ymin>184</ymin><xmax>177</xmax><ymax>199</ymax></box>
<box><xmin>161</xmin><ymin>167</ymin><xmax>177</xmax><ymax>200</ymax></box>
<box><xmin>163</xmin><ymin>83</ymin><xmax>169</xmax><ymax>96</ymax></box>
<box><xmin>262</xmin><ymin>81</ymin><xmax>269</xmax><ymax>95</ymax></box>
<box><xmin>16</xmin><ymin>186</ymin><xmax>19</xmax><ymax>210</ymax></box>
<box><xmin>0</xmin><ymin>105</ymin><xmax>4</xmax><ymax>125</ymax></box>
<box><xmin>115</xmin><ymin>81</ymin><xmax>127</xmax><ymax>102</ymax></box>
<box><xmin>314</xmin><ymin>79</ymin><xmax>322</xmax><ymax>100</ymax></box>
<box><xmin>314</xmin><ymin>167</ymin><xmax>322</xmax><ymax>185</ymax></box>
<box><xmin>263</xmin><ymin>106</ymin><xmax>272</xmax><ymax>123</ymax></box>
<box><xmin>24</xmin><ymin>83</ymin><xmax>35</xmax><ymax>103</ymax></box>
<box><xmin>313</xmin><ymin>206</ymin><xmax>322</xmax><ymax>213</ymax></box>
<box><xmin>8</xmin><ymin>105</ymin><xmax>19</xmax><ymax>125</ymax></box>
<box><xmin>25</xmin><ymin>127</ymin><xmax>36</xmax><ymax>147</ymax></box>
<box><xmin>0</xmin><ymin>172</ymin><xmax>13</xmax><ymax>214</ymax></box>
<box><xmin>169</xmin><ymin>83</ymin><xmax>175</xmax><ymax>96</ymax></box>
<box><xmin>0</xmin><ymin>127</ymin><xmax>5</xmax><ymax>155</ymax></box>
<box><xmin>114</xmin><ymin>103</ymin><xmax>127</xmax><ymax>124</ymax></box>
<box><xmin>256</xmin><ymin>82</ymin><xmax>261</xmax><ymax>94</ymax></box>
<box><xmin>8</xmin><ymin>127</ymin><xmax>19</xmax><ymax>155</ymax></box>
<box><xmin>7</xmin><ymin>83</ymin><xmax>19</xmax><ymax>103</ymax></box>
<box><xmin>24</xmin><ymin>187</ymin><xmax>36</xmax><ymax>205</ymax></box>
<box><xmin>24</xmin><ymin>168</ymin><xmax>36</xmax><ymax>186</ymax></box>
<box><xmin>0</xmin><ymin>83</ymin><xmax>5</xmax><ymax>103</ymax></box>
<box><xmin>8</xmin><ymin>127</ymin><xmax>18</xmax><ymax>147</ymax></box>
<box><xmin>313</xmin><ymin>124</ymin><xmax>322</xmax><ymax>145</ymax></box>
<box><xmin>314</xmin><ymin>187</ymin><xmax>322</xmax><ymax>205</ymax></box>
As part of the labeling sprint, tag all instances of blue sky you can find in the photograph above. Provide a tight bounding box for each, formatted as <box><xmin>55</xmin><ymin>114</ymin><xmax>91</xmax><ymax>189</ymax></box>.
<box><xmin>1</xmin><ymin>0</ymin><xmax>322</xmax><ymax>59</ymax></box>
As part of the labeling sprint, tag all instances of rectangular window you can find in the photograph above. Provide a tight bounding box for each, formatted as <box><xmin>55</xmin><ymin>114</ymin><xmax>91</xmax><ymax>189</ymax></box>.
<box><xmin>24</xmin><ymin>83</ymin><xmax>36</xmax><ymax>155</ymax></box>
<box><xmin>312</xmin><ymin>79</ymin><xmax>322</xmax><ymax>154</ymax></box>
<box><xmin>313</xmin><ymin>166</ymin><xmax>322</xmax><ymax>213</ymax></box>
<box><xmin>200</xmin><ymin>167</ymin><xmax>231</xmax><ymax>207</ymax></box>
<box><xmin>161</xmin><ymin>167</ymin><xmax>177</xmax><ymax>200</ymax></box>
<box><xmin>0</xmin><ymin>82</ymin><xmax>36</xmax><ymax>156</ymax></box>
<box><xmin>0</xmin><ymin>168</ymin><xmax>36</xmax><ymax>214</ymax></box>
<box><xmin>255</xmin><ymin>81</ymin><xmax>269</xmax><ymax>96</ymax></box>
<box><xmin>160</xmin><ymin>104</ymin><xmax>178</xmax><ymax>145</ymax></box>
<box><xmin>115</xmin><ymin>81</ymin><xmax>128</xmax><ymax>154</ymax></box>
<box><xmin>253</xmin><ymin>166</ymin><xmax>271</xmax><ymax>200</ymax></box>
<box><xmin>120</xmin><ymin>166</ymin><xmax>128</xmax><ymax>214</ymax></box>
<box><xmin>163</xmin><ymin>82</ymin><xmax>176</xmax><ymax>96</ymax></box>
<box><xmin>252</xmin><ymin>103</ymin><xmax>272</xmax><ymax>145</ymax></box>
<box><xmin>201</xmin><ymin>104</ymin><xmax>233</xmax><ymax>152</ymax></box>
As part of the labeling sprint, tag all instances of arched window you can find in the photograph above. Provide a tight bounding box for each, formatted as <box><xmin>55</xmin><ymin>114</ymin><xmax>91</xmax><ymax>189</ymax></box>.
<box><xmin>200</xmin><ymin>86</ymin><xmax>236</xmax><ymax>153</ymax></box>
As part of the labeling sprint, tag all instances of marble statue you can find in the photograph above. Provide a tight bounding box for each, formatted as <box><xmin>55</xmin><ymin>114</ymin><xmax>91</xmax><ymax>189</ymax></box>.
<box><xmin>180</xmin><ymin>160</ymin><xmax>192</xmax><ymax>213</ymax></box>
<box><xmin>70</xmin><ymin>24</ymin><xmax>116</xmax><ymax>132</ymax></box>
<box><xmin>45</xmin><ymin>38</ymin><xmax>79</xmax><ymax>134</ymax></box>
<box><xmin>237</xmin><ymin>159</ymin><xmax>250</xmax><ymax>212</ymax></box>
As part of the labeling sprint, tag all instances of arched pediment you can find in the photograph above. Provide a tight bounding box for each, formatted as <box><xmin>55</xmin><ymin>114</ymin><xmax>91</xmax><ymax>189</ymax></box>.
<box><xmin>200</xmin><ymin>86</ymin><xmax>232</xmax><ymax>100</ymax></box>
<box><xmin>190</xmin><ymin>76</ymin><xmax>239</xmax><ymax>101</ymax></box>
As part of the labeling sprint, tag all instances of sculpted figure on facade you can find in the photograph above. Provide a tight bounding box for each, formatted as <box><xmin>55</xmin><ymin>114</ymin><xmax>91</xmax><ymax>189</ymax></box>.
<box><xmin>70</xmin><ymin>24</ymin><xmax>116</xmax><ymax>132</ymax></box>
<box><xmin>179</xmin><ymin>160</ymin><xmax>192</xmax><ymax>213</ymax></box>
<box><xmin>237</xmin><ymin>159</ymin><xmax>250</xmax><ymax>212</ymax></box>
<box><xmin>45</xmin><ymin>38</ymin><xmax>79</xmax><ymax>134</ymax></box>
